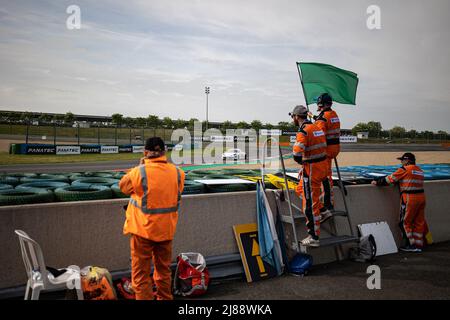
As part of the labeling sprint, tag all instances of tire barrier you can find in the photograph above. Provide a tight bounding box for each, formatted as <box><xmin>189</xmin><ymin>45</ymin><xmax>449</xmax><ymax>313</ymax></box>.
<box><xmin>111</xmin><ymin>183</ymin><xmax>129</xmax><ymax>199</ymax></box>
<box><xmin>83</xmin><ymin>171</ymin><xmax>115</xmax><ymax>179</ymax></box>
<box><xmin>3</xmin><ymin>173</ymin><xmax>37</xmax><ymax>179</ymax></box>
<box><xmin>182</xmin><ymin>181</ymin><xmax>205</xmax><ymax>195</ymax></box>
<box><xmin>234</xmin><ymin>175</ymin><xmax>277</xmax><ymax>190</ymax></box>
<box><xmin>0</xmin><ymin>163</ymin><xmax>448</xmax><ymax>206</ymax></box>
<box><xmin>0</xmin><ymin>183</ymin><xmax>13</xmax><ymax>191</ymax></box>
<box><xmin>201</xmin><ymin>174</ymin><xmax>236</xmax><ymax>180</ymax></box>
<box><xmin>69</xmin><ymin>174</ymin><xmax>85</xmax><ymax>182</ymax></box>
<box><xmin>16</xmin><ymin>181</ymin><xmax>70</xmax><ymax>191</ymax></box>
<box><xmin>40</xmin><ymin>172</ymin><xmax>78</xmax><ymax>178</ymax></box>
<box><xmin>219</xmin><ymin>169</ymin><xmax>255</xmax><ymax>176</ymax></box>
<box><xmin>185</xmin><ymin>173</ymin><xmax>205</xmax><ymax>180</ymax></box>
<box><xmin>72</xmin><ymin>177</ymin><xmax>120</xmax><ymax>187</ymax></box>
<box><xmin>245</xmin><ymin>183</ymin><xmax>257</xmax><ymax>191</ymax></box>
<box><xmin>112</xmin><ymin>171</ymin><xmax>126</xmax><ymax>180</ymax></box>
<box><xmin>188</xmin><ymin>169</ymin><xmax>222</xmax><ymax>176</ymax></box>
<box><xmin>0</xmin><ymin>188</ymin><xmax>54</xmax><ymax>206</ymax></box>
<box><xmin>206</xmin><ymin>183</ymin><xmax>249</xmax><ymax>193</ymax></box>
<box><xmin>0</xmin><ymin>176</ymin><xmax>20</xmax><ymax>187</ymax></box>
<box><xmin>54</xmin><ymin>185</ymin><xmax>113</xmax><ymax>202</ymax></box>
<box><xmin>21</xmin><ymin>175</ymin><xmax>70</xmax><ymax>183</ymax></box>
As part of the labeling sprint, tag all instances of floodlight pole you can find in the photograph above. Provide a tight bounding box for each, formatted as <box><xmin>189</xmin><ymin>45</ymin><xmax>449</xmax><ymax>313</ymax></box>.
<box><xmin>205</xmin><ymin>86</ymin><xmax>210</xmax><ymax>130</ymax></box>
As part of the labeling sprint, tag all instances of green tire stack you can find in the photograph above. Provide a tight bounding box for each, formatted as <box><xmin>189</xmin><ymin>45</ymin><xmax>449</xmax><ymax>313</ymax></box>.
<box><xmin>0</xmin><ymin>183</ymin><xmax>14</xmax><ymax>191</ymax></box>
<box><xmin>72</xmin><ymin>177</ymin><xmax>120</xmax><ymax>187</ymax></box>
<box><xmin>21</xmin><ymin>174</ymin><xmax>70</xmax><ymax>184</ymax></box>
<box><xmin>182</xmin><ymin>181</ymin><xmax>205</xmax><ymax>195</ymax></box>
<box><xmin>16</xmin><ymin>181</ymin><xmax>70</xmax><ymax>191</ymax></box>
<box><xmin>206</xmin><ymin>183</ymin><xmax>249</xmax><ymax>193</ymax></box>
<box><xmin>0</xmin><ymin>188</ymin><xmax>54</xmax><ymax>206</ymax></box>
<box><xmin>111</xmin><ymin>183</ymin><xmax>129</xmax><ymax>198</ymax></box>
<box><xmin>84</xmin><ymin>171</ymin><xmax>115</xmax><ymax>179</ymax></box>
<box><xmin>54</xmin><ymin>185</ymin><xmax>113</xmax><ymax>202</ymax></box>
<box><xmin>0</xmin><ymin>176</ymin><xmax>20</xmax><ymax>187</ymax></box>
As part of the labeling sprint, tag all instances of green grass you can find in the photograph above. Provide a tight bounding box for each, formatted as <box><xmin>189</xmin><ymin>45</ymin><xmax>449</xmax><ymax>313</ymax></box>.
<box><xmin>0</xmin><ymin>151</ymin><xmax>172</xmax><ymax>165</ymax></box>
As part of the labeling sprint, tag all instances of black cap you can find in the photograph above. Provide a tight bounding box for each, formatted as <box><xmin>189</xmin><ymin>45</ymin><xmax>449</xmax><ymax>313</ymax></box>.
<box><xmin>397</xmin><ymin>152</ymin><xmax>416</xmax><ymax>162</ymax></box>
<box><xmin>145</xmin><ymin>137</ymin><xmax>165</xmax><ymax>152</ymax></box>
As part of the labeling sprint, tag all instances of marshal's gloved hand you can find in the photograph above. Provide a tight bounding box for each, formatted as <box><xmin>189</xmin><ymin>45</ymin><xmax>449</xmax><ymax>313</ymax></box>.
<box><xmin>293</xmin><ymin>155</ymin><xmax>303</xmax><ymax>164</ymax></box>
<box><xmin>372</xmin><ymin>177</ymin><xmax>388</xmax><ymax>186</ymax></box>
<box><xmin>308</xmin><ymin>111</ymin><xmax>318</xmax><ymax>121</ymax></box>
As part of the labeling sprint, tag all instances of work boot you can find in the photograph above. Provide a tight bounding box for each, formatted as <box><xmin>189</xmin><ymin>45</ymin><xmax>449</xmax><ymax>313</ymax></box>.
<box><xmin>399</xmin><ymin>245</ymin><xmax>421</xmax><ymax>253</ymax></box>
<box><xmin>300</xmin><ymin>235</ymin><xmax>320</xmax><ymax>247</ymax></box>
<box><xmin>319</xmin><ymin>207</ymin><xmax>333</xmax><ymax>224</ymax></box>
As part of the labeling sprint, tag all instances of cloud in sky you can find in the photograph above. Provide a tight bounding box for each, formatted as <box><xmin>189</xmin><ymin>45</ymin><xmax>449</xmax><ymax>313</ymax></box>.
<box><xmin>0</xmin><ymin>0</ymin><xmax>449</xmax><ymax>131</ymax></box>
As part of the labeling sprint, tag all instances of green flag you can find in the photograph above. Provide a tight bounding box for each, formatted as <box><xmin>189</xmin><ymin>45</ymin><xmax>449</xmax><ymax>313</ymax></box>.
<box><xmin>297</xmin><ymin>62</ymin><xmax>359</xmax><ymax>105</ymax></box>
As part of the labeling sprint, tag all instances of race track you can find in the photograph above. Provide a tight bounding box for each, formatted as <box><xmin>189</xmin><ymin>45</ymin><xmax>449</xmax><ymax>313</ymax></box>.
<box><xmin>0</xmin><ymin>143</ymin><xmax>448</xmax><ymax>173</ymax></box>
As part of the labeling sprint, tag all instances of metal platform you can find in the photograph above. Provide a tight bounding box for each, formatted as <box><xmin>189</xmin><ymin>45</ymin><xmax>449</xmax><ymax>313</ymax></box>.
<box><xmin>279</xmin><ymin>209</ymin><xmax>348</xmax><ymax>222</ymax></box>
<box><xmin>301</xmin><ymin>235</ymin><xmax>359</xmax><ymax>248</ymax></box>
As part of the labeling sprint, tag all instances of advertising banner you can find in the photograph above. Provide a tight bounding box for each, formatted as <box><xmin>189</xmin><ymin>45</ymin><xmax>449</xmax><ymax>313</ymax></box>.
<box><xmin>132</xmin><ymin>145</ymin><xmax>144</xmax><ymax>153</ymax></box>
<box><xmin>340</xmin><ymin>136</ymin><xmax>357</xmax><ymax>143</ymax></box>
<box><xmin>119</xmin><ymin>145</ymin><xmax>133</xmax><ymax>153</ymax></box>
<box><xmin>101</xmin><ymin>146</ymin><xmax>119</xmax><ymax>154</ymax></box>
<box><xmin>80</xmin><ymin>145</ymin><xmax>101</xmax><ymax>154</ymax></box>
<box><xmin>260</xmin><ymin>129</ymin><xmax>282</xmax><ymax>136</ymax></box>
<box><xmin>56</xmin><ymin>145</ymin><xmax>81</xmax><ymax>155</ymax></box>
<box><xmin>26</xmin><ymin>144</ymin><xmax>56</xmax><ymax>155</ymax></box>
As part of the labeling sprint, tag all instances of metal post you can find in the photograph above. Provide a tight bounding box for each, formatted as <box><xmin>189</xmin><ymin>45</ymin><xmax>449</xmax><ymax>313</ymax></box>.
<box><xmin>25</xmin><ymin>122</ymin><xmax>29</xmax><ymax>144</ymax></box>
<box><xmin>97</xmin><ymin>125</ymin><xmax>100</xmax><ymax>145</ymax></box>
<box><xmin>142</xmin><ymin>127</ymin><xmax>145</xmax><ymax>145</ymax></box>
<box><xmin>263</xmin><ymin>137</ymin><xmax>301</xmax><ymax>253</ymax></box>
<box><xmin>115</xmin><ymin>125</ymin><xmax>118</xmax><ymax>145</ymax></box>
<box><xmin>53</xmin><ymin>124</ymin><xmax>56</xmax><ymax>146</ymax></box>
<box><xmin>334</xmin><ymin>158</ymin><xmax>354</xmax><ymax>236</ymax></box>
<box><xmin>129</xmin><ymin>127</ymin><xmax>132</xmax><ymax>144</ymax></box>
<box><xmin>77</xmin><ymin>124</ymin><xmax>80</xmax><ymax>145</ymax></box>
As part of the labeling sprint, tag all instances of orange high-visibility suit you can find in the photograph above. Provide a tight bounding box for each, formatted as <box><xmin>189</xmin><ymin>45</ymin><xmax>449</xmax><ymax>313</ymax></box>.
<box><xmin>293</xmin><ymin>120</ymin><xmax>328</xmax><ymax>239</ymax></box>
<box><xmin>384</xmin><ymin>164</ymin><xmax>426</xmax><ymax>248</ymax></box>
<box><xmin>120</xmin><ymin>155</ymin><xmax>185</xmax><ymax>300</ymax></box>
<box><xmin>314</xmin><ymin>109</ymin><xmax>340</xmax><ymax>209</ymax></box>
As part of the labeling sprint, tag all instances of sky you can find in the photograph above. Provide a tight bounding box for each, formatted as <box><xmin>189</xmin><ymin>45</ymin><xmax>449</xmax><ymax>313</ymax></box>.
<box><xmin>0</xmin><ymin>0</ymin><xmax>449</xmax><ymax>131</ymax></box>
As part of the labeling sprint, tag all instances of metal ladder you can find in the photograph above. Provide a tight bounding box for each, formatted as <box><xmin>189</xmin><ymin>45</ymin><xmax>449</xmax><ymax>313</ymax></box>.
<box><xmin>262</xmin><ymin>140</ymin><xmax>358</xmax><ymax>257</ymax></box>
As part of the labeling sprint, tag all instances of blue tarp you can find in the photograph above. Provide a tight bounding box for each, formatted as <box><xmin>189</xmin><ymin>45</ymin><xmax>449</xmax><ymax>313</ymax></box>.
<box><xmin>286</xmin><ymin>163</ymin><xmax>450</xmax><ymax>183</ymax></box>
<box><xmin>256</xmin><ymin>181</ymin><xmax>283</xmax><ymax>275</ymax></box>
<box><xmin>333</xmin><ymin>164</ymin><xmax>450</xmax><ymax>181</ymax></box>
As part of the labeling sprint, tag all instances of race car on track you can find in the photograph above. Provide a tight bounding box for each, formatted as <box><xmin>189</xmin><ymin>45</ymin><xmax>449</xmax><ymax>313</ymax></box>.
<box><xmin>221</xmin><ymin>148</ymin><xmax>247</xmax><ymax>161</ymax></box>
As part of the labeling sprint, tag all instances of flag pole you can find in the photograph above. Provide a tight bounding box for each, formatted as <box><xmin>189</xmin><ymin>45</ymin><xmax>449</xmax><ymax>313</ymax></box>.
<box><xmin>296</xmin><ymin>62</ymin><xmax>309</xmax><ymax>112</ymax></box>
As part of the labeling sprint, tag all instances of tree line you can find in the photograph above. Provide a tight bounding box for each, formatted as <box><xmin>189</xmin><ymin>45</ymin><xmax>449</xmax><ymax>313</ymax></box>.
<box><xmin>0</xmin><ymin>111</ymin><xmax>298</xmax><ymax>132</ymax></box>
<box><xmin>351</xmin><ymin>121</ymin><xmax>448</xmax><ymax>140</ymax></box>
<box><xmin>0</xmin><ymin>111</ymin><xmax>447</xmax><ymax>138</ymax></box>
<box><xmin>0</xmin><ymin>111</ymin><xmax>75</xmax><ymax>126</ymax></box>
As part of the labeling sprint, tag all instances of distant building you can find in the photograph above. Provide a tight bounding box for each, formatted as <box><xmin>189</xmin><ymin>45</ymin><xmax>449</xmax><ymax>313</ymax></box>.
<box><xmin>357</xmin><ymin>131</ymin><xmax>369</xmax><ymax>139</ymax></box>
<box><xmin>340</xmin><ymin>129</ymin><xmax>352</xmax><ymax>136</ymax></box>
<box><xmin>73</xmin><ymin>121</ymin><xmax>90</xmax><ymax>128</ymax></box>
<box><xmin>0</xmin><ymin>110</ymin><xmax>113</xmax><ymax>125</ymax></box>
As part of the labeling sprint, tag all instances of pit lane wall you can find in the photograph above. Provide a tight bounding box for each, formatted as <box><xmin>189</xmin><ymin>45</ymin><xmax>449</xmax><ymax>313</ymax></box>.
<box><xmin>0</xmin><ymin>180</ymin><xmax>449</xmax><ymax>290</ymax></box>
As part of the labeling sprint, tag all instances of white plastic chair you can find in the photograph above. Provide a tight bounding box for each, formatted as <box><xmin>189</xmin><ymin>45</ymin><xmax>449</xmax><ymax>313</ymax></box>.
<box><xmin>14</xmin><ymin>230</ymin><xmax>84</xmax><ymax>300</ymax></box>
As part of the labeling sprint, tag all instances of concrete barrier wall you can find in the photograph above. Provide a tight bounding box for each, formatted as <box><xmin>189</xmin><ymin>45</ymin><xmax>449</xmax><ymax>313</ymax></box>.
<box><xmin>0</xmin><ymin>180</ymin><xmax>449</xmax><ymax>290</ymax></box>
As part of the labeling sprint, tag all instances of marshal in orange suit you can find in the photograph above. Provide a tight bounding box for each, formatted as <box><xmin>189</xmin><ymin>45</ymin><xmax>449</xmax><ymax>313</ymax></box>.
<box><xmin>372</xmin><ymin>153</ymin><xmax>427</xmax><ymax>253</ymax></box>
<box><xmin>120</xmin><ymin>137</ymin><xmax>185</xmax><ymax>300</ymax></box>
